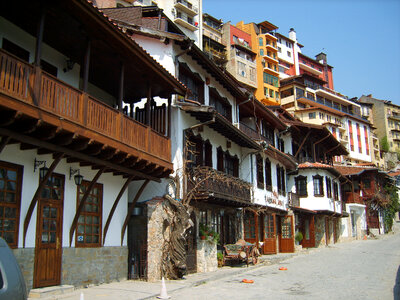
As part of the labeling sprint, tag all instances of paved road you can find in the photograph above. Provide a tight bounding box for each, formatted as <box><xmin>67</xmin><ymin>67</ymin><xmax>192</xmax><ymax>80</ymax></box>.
<box><xmin>169</xmin><ymin>233</ymin><xmax>400</xmax><ymax>300</ymax></box>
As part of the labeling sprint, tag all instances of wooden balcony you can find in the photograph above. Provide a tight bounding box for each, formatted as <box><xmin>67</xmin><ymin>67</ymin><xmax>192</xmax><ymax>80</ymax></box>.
<box><xmin>238</xmin><ymin>122</ymin><xmax>274</xmax><ymax>146</ymax></box>
<box><xmin>0</xmin><ymin>49</ymin><xmax>172</xmax><ymax>176</ymax></box>
<box><xmin>187</xmin><ymin>166</ymin><xmax>252</xmax><ymax>206</ymax></box>
<box><xmin>344</xmin><ymin>191</ymin><xmax>364</xmax><ymax>205</ymax></box>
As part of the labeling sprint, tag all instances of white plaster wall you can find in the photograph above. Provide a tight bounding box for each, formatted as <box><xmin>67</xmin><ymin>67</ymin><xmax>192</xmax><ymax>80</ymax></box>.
<box><xmin>277</xmin><ymin>36</ymin><xmax>294</xmax><ymax>65</ymax></box>
<box><xmin>344</xmin><ymin>117</ymin><xmax>372</xmax><ymax>163</ymax></box>
<box><xmin>287</xmin><ymin>169</ymin><xmax>341</xmax><ymax>212</ymax></box>
<box><xmin>0</xmin><ymin>145</ymin><xmax>128</xmax><ymax>248</ymax></box>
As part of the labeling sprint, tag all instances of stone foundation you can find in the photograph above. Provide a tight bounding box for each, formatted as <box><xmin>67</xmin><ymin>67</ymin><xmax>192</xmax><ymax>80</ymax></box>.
<box><xmin>196</xmin><ymin>239</ymin><xmax>217</xmax><ymax>273</ymax></box>
<box><xmin>314</xmin><ymin>216</ymin><xmax>326</xmax><ymax>247</ymax></box>
<box><xmin>62</xmin><ymin>246</ymin><xmax>128</xmax><ymax>287</ymax></box>
<box><xmin>13</xmin><ymin>247</ymin><xmax>35</xmax><ymax>291</ymax></box>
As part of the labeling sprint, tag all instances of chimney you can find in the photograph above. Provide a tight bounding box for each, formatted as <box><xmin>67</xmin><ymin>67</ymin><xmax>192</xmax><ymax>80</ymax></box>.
<box><xmin>316</xmin><ymin>52</ymin><xmax>327</xmax><ymax>64</ymax></box>
<box><xmin>289</xmin><ymin>28</ymin><xmax>296</xmax><ymax>42</ymax></box>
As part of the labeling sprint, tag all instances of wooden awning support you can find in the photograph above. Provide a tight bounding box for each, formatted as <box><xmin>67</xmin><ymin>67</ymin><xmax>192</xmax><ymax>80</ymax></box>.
<box><xmin>294</xmin><ymin>130</ymin><xmax>311</xmax><ymax>158</ymax></box>
<box><xmin>0</xmin><ymin>136</ymin><xmax>10</xmax><ymax>153</ymax></box>
<box><xmin>326</xmin><ymin>144</ymin><xmax>341</xmax><ymax>153</ymax></box>
<box><xmin>313</xmin><ymin>134</ymin><xmax>331</xmax><ymax>161</ymax></box>
<box><xmin>103</xmin><ymin>175</ymin><xmax>134</xmax><ymax>245</ymax></box>
<box><xmin>23</xmin><ymin>152</ymin><xmax>64</xmax><ymax>247</ymax></box>
<box><xmin>69</xmin><ymin>166</ymin><xmax>106</xmax><ymax>246</ymax></box>
<box><xmin>120</xmin><ymin>179</ymin><xmax>150</xmax><ymax>246</ymax></box>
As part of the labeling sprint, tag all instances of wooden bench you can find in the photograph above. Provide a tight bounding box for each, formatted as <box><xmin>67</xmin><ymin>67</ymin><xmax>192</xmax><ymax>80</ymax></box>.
<box><xmin>223</xmin><ymin>244</ymin><xmax>247</xmax><ymax>266</ymax></box>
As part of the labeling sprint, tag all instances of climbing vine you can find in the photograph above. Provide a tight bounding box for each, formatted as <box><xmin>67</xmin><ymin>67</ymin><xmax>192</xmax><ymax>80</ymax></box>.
<box><xmin>383</xmin><ymin>183</ymin><xmax>400</xmax><ymax>232</ymax></box>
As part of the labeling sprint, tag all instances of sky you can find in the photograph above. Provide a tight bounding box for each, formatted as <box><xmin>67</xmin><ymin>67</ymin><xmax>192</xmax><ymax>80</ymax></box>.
<box><xmin>203</xmin><ymin>0</ymin><xmax>400</xmax><ymax>104</ymax></box>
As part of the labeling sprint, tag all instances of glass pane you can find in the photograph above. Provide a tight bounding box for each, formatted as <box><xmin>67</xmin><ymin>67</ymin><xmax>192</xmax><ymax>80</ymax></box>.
<box><xmin>92</xmin><ymin>205</ymin><xmax>98</xmax><ymax>213</ymax></box>
<box><xmin>50</xmin><ymin>208</ymin><xmax>57</xmax><ymax>219</ymax></box>
<box><xmin>43</xmin><ymin>207</ymin><xmax>50</xmax><ymax>218</ymax></box>
<box><xmin>0</xmin><ymin>193</ymin><xmax>3</xmax><ymax>202</ymax></box>
<box><xmin>7</xmin><ymin>170</ymin><xmax>16</xmax><ymax>181</ymax></box>
<box><xmin>85</xmin><ymin>235</ymin><xmax>92</xmax><ymax>243</ymax></box>
<box><xmin>6</xmin><ymin>181</ymin><xmax>16</xmax><ymax>191</ymax></box>
<box><xmin>41</xmin><ymin>188</ymin><xmax>51</xmax><ymax>199</ymax></box>
<box><xmin>77</xmin><ymin>225</ymin><xmax>84</xmax><ymax>234</ymax></box>
<box><xmin>93</xmin><ymin>216</ymin><xmax>99</xmax><ymax>225</ymax></box>
<box><xmin>5</xmin><ymin>193</ymin><xmax>15</xmax><ymax>203</ymax></box>
<box><xmin>0</xmin><ymin>169</ymin><xmax>5</xmax><ymax>179</ymax></box>
<box><xmin>42</xmin><ymin>233</ymin><xmax>49</xmax><ymax>243</ymax></box>
<box><xmin>78</xmin><ymin>215</ymin><xmax>84</xmax><ymax>223</ymax></box>
<box><xmin>92</xmin><ymin>188</ymin><xmax>98</xmax><ymax>195</ymax></box>
<box><xmin>42</xmin><ymin>219</ymin><xmax>49</xmax><ymax>231</ymax></box>
<box><xmin>92</xmin><ymin>235</ymin><xmax>99</xmax><ymax>243</ymax></box>
<box><xmin>49</xmin><ymin>232</ymin><xmax>56</xmax><ymax>243</ymax></box>
<box><xmin>50</xmin><ymin>220</ymin><xmax>56</xmax><ymax>231</ymax></box>
<box><xmin>3</xmin><ymin>232</ymin><xmax>14</xmax><ymax>244</ymax></box>
<box><xmin>0</xmin><ymin>219</ymin><xmax>2</xmax><ymax>230</ymax></box>
<box><xmin>53</xmin><ymin>177</ymin><xmax>61</xmax><ymax>187</ymax></box>
<box><xmin>5</xmin><ymin>207</ymin><xmax>16</xmax><ymax>218</ymax></box>
<box><xmin>93</xmin><ymin>226</ymin><xmax>99</xmax><ymax>234</ymax></box>
<box><xmin>0</xmin><ymin>180</ymin><xmax>4</xmax><ymax>189</ymax></box>
<box><xmin>0</xmin><ymin>206</ymin><xmax>3</xmax><ymax>216</ymax></box>
<box><xmin>86</xmin><ymin>216</ymin><xmax>92</xmax><ymax>224</ymax></box>
<box><xmin>7</xmin><ymin>220</ymin><xmax>15</xmax><ymax>231</ymax></box>
<box><xmin>85</xmin><ymin>225</ymin><xmax>92</xmax><ymax>234</ymax></box>
<box><xmin>85</xmin><ymin>204</ymin><xmax>92</xmax><ymax>212</ymax></box>
<box><xmin>52</xmin><ymin>189</ymin><xmax>61</xmax><ymax>200</ymax></box>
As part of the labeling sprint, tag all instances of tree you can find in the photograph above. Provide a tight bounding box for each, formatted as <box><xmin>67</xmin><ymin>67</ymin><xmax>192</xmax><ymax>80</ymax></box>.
<box><xmin>380</xmin><ymin>136</ymin><xmax>389</xmax><ymax>152</ymax></box>
<box><xmin>383</xmin><ymin>183</ymin><xmax>400</xmax><ymax>232</ymax></box>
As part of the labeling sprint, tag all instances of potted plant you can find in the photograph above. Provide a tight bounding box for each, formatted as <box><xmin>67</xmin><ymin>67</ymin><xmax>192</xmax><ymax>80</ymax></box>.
<box><xmin>199</xmin><ymin>223</ymin><xmax>208</xmax><ymax>240</ymax></box>
<box><xmin>295</xmin><ymin>231</ymin><xmax>303</xmax><ymax>245</ymax></box>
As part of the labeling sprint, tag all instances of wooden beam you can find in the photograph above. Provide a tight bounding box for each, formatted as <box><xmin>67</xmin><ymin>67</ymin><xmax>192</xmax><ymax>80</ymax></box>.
<box><xmin>0</xmin><ymin>136</ymin><xmax>11</xmax><ymax>154</ymax></box>
<box><xmin>294</xmin><ymin>130</ymin><xmax>311</xmax><ymax>158</ymax></box>
<box><xmin>146</xmin><ymin>85</ymin><xmax>151</xmax><ymax>125</ymax></box>
<box><xmin>82</xmin><ymin>39</ymin><xmax>91</xmax><ymax>93</ymax></box>
<box><xmin>120</xmin><ymin>179</ymin><xmax>150</xmax><ymax>245</ymax></box>
<box><xmin>23</xmin><ymin>152</ymin><xmax>64</xmax><ymax>247</ymax></box>
<box><xmin>0</xmin><ymin>128</ymin><xmax>161</xmax><ymax>182</ymax></box>
<box><xmin>118</xmin><ymin>62</ymin><xmax>124</xmax><ymax>112</ymax></box>
<box><xmin>103</xmin><ymin>175</ymin><xmax>134</xmax><ymax>244</ymax></box>
<box><xmin>69</xmin><ymin>167</ymin><xmax>106</xmax><ymax>246</ymax></box>
<box><xmin>34</xmin><ymin>6</ymin><xmax>46</xmax><ymax>66</ymax></box>
<box><xmin>313</xmin><ymin>134</ymin><xmax>331</xmax><ymax>161</ymax></box>
<box><xmin>326</xmin><ymin>143</ymin><xmax>341</xmax><ymax>153</ymax></box>
<box><xmin>167</xmin><ymin>95</ymin><xmax>172</xmax><ymax>138</ymax></box>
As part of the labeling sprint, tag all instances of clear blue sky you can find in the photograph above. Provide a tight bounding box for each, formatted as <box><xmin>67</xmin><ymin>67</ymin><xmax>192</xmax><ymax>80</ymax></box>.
<box><xmin>203</xmin><ymin>0</ymin><xmax>400</xmax><ymax>104</ymax></box>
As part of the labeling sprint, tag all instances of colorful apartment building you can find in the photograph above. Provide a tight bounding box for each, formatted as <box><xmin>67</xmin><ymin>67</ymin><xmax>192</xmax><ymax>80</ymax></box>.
<box><xmin>276</xmin><ymin>28</ymin><xmax>302</xmax><ymax>79</ymax></box>
<box><xmin>203</xmin><ymin>13</ymin><xmax>227</xmax><ymax>67</ymax></box>
<box><xmin>236</xmin><ymin>20</ymin><xmax>280</xmax><ymax>105</ymax></box>
<box><xmin>222</xmin><ymin>22</ymin><xmax>257</xmax><ymax>90</ymax></box>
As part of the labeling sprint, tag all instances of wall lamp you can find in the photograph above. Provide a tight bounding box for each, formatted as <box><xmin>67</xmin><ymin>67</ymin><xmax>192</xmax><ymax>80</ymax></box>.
<box><xmin>63</xmin><ymin>59</ymin><xmax>75</xmax><ymax>73</ymax></box>
<box><xmin>34</xmin><ymin>158</ymin><xmax>48</xmax><ymax>180</ymax></box>
<box><xmin>69</xmin><ymin>167</ymin><xmax>83</xmax><ymax>186</ymax></box>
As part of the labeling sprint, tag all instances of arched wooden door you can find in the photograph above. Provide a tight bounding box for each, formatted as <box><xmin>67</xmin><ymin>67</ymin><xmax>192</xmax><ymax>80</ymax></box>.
<box><xmin>263</xmin><ymin>213</ymin><xmax>276</xmax><ymax>254</ymax></box>
<box><xmin>33</xmin><ymin>173</ymin><xmax>64</xmax><ymax>288</ymax></box>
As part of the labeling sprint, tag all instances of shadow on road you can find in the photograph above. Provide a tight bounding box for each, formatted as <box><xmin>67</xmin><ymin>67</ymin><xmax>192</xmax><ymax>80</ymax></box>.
<box><xmin>395</xmin><ymin>265</ymin><xmax>400</xmax><ymax>300</ymax></box>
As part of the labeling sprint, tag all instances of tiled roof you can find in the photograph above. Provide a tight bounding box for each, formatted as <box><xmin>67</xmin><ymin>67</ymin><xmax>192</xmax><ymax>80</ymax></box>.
<box><xmin>298</xmin><ymin>162</ymin><xmax>333</xmax><ymax>169</ymax></box>
<box><xmin>388</xmin><ymin>171</ymin><xmax>400</xmax><ymax>177</ymax></box>
<box><xmin>334</xmin><ymin>165</ymin><xmax>377</xmax><ymax>176</ymax></box>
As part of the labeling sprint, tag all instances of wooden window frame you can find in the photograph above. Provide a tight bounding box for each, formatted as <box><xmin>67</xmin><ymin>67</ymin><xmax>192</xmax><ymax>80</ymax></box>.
<box><xmin>333</xmin><ymin>182</ymin><xmax>339</xmax><ymax>201</ymax></box>
<box><xmin>265</xmin><ymin>158</ymin><xmax>272</xmax><ymax>191</ymax></box>
<box><xmin>313</xmin><ymin>175</ymin><xmax>324</xmax><ymax>197</ymax></box>
<box><xmin>75</xmin><ymin>180</ymin><xmax>103</xmax><ymax>248</ymax></box>
<box><xmin>256</xmin><ymin>154</ymin><xmax>264</xmax><ymax>189</ymax></box>
<box><xmin>295</xmin><ymin>175</ymin><xmax>307</xmax><ymax>197</ymax></box>
<box><xmin>0</xmin><ymin>161</ymin><xmax>23</xmax><ymax>248</ymax></box>
<box><xmin>326</xmin><ymin>176</ymin><xmax>332</xmax><ymax>198</ymax></box>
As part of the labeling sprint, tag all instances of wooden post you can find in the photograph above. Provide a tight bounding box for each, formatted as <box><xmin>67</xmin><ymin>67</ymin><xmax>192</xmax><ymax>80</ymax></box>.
<box><xmin>167</xmin><ymin>95</ymin><xmax>172</xmax><ymax>138</ymax></box>
<box><xmin>118</xmin><ymin>62</ymin><xmax>125</xmax><ymax>112</ymax></box>
<box><xmin>82</xmin><ymin>39</ymin><xmax>91</xmax><ymax>93</ymax></box>
<box><xmin>146</xmin><ymin>84</ymin><xmax>151</xmax><ymax>126</ymax></box>
<box><xmin>34</xmin><ymin>6</ymin><xmax>46</xmax><ymax>66</ymax></box>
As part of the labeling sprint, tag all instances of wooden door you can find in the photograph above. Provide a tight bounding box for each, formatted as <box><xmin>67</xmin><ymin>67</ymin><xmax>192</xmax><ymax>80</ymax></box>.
<box><xmin>244</xmin><ymin>212</ymin><xmax>257</xmax><ymax>244</ymax></box>
<box><xmin>34</xmin><ymin>174</ymin><xmax>64</xmax><ymax>288</ymax></box>
<box><xmin>301</xmin><ymin>215</ymin><xmax>315</xmax><ymax>248</ymax></box>
<box><xmin>279</xmin><ymin>215</ymin><xmax>294</xmax><ymax>253</ymax></box>
<box><xmin>185</xmin><ymin>213</ymin><xmax>197</xmax><ymax>274</ymax></box>
<box><xmin>263</xmin><ymin>214</ymin><xmax>276</xmax><ymax>254</ymax></box>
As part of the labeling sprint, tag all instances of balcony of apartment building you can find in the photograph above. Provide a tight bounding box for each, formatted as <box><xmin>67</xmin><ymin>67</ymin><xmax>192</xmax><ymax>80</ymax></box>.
<box><xmin>203</xmin><ymin>37</ymin><xmax>227</xmax><ymax>67</ymax></box>
<box><xmin>299</xmin><ymin>59</ymin><xmax>323</xmax><ymax>77</ymax></box>
<box><xmin>174</xmin><ymin>0</ymin><xmax>198</xmax><ymax>16</ymax></box>
<box><xmin>263</xmin><ymin>61</ymin><xmax>280</xmax><ymax>77</ymax></box>
<box><xmin>187</xmin><ymin>166</ymin><xmax>253</xmax><ymax>206</ymax></box>
<box><xmin>387</xmin><ymin>110</ymin><xmax>400</xmax><ymax>121</ymax></box>
<box><xmin>0</xmin><ymin>0</ymin><xmax>186</xmax><ymax>180</ymax></box>
<box><xmin>174</xmin><ymin>10</ymin><xmax>198</xmax><ymax>31</ymax></box>
<box><xmin>263</xmin><ymin>51</ymin><xmax>279</xmax><ymax>64</ymax></box>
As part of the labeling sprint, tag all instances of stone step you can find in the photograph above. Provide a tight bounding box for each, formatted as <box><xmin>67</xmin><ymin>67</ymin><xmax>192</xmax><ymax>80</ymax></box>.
<box><xmin>28</xmin><ymin>285</ymin><xmax>75</xmax><ymax>299</ymax></box>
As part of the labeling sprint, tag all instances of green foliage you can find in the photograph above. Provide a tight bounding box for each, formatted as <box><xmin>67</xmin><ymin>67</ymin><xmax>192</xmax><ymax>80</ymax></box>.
<box><xmin>217</xmin><ymin>252</ymin><xmax>224</xmax><ymax>261</ymax></box>
<box><xmin>397</xmin><ymin>151</ymin><xmax>400</xmax><ymax>161</ymax></box>
<box><xmin>380</xmin><ymin>136</ymin><xmax>389</xmax><ymax>152</ymax></box>
<box><xmin>295</xmin><ymin>231</ymin><xmax>303</xmax><ymax>243</ymax></box>
<box><xmin>199</xmin><ymin>223</ymin><xmax>209</xmax><ymax>237</ymax></box>
<box><xmin>383</xmin><ymin>183</ymin><xmax>400</xmax><ymax>232</ymax></box>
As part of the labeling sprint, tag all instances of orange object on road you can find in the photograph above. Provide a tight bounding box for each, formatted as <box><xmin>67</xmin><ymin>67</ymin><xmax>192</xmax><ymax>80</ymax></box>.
<box><xmin>242</xmin><ymin>279</ymin><xmax>254</xmax><ymax>283</ymax></box>
<box><xmin>279</xmin><ymin>267</ymin><xmax>287</xmax><ymax>271</ymax></box>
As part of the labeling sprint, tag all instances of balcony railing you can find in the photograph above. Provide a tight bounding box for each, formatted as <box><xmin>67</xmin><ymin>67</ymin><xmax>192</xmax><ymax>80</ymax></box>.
<box><xmin>288</xmin><ymin>192</ymin><xmax>300</xmax><ymax>207</ymax></box>
<box><xmin>187</xmin><ymin>166</ymin><xmax>252</xmax><ymax>204</ymax></box>
<box><xmin>238</xmin><ymin>122</ymin><xmax>274</xmax><ymax>145</ymax></box>
<box><xmin>0</xmin><ymin>49</ymin><xmax>171</xmax><ymax>162</ymax></box>
<box><xmin>175</xmin><ymin>0</ymin><xmax>198</xmax><ymax>15</ymax></box>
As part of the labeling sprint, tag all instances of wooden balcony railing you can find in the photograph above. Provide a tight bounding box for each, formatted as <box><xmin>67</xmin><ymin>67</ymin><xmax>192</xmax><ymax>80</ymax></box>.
<box><xmin>238</xmin><ymin>122</ymin><xmax>274</xmax><ymax>145</ymax></box>
<box><xmin>345</xmin><ymin>191</ymin><xmax>364</xmax><ymax>205</ymax></box>
<box><xmin>0</xmin><ymin>49</ymin><xmax>170</xmax><ymax>162</ymax></box>
<box><xmin>288</xmin><ymin>192</ymin><xmax>300</xmax><ymax>207</ymax></box>
<box><xmin>187</xmin><ymin>166</ymin><xmax>252</xmax><ymax>204</ymax></box>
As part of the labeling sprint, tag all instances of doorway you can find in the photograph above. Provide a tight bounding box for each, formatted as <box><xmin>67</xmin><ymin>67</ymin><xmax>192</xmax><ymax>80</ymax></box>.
<box><xmin>278</xmin><ymin>215</ymin><xmax>294</xmax><ymax>253</ymax></box>
<box><xmin>33</xmin><ymin>174</ymin><xmax>64</xmax><ymax>288</ymax></box>
<box><xmin>262</xmin><ymin>213</ymin><xmax>276</xmax><ymax>254</ymax></box>
<box><xmin>301</xmin><ymin>215</ymin><xmax>315</xmax><ymax>248</ymax></box>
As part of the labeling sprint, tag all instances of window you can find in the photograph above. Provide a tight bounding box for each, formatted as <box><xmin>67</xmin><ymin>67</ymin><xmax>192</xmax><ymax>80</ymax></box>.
<box><xmin>362</xmin><ymin>177</ymin><xmax>371</xmax><ymax>189</ymax></box>
<box><xmin>210</xmin><ymin>211</ymin><xmax>221</xmax><ymax>234</ymax></box>
<box><xmin>269</xmin><ymin>89</ymin><xmax>274</xmax><ymax>98</ymax></box>
<box><xmin>276</xmin><ymin>165</ymin><xmax>286</xmax><ymax>195</ymax></box>
<box><xmin>333</xmin><ymin>182</ymin><xmax>339</xmax><ymax>201</ymax></box>
<box><xmin>209</xmin><ymin>90</ymin><xmax>232</xmax><ymax>121</ymax></box>
<box><xmin>2</xmin><ymin>38</ymin><xmax>30</xmax><ymax>62</ymax></box>
<box><xmin>249</xmin><ymin>67</ymin><xmax>256</xmax><ymax>81</ymax></box>
<box><xmin>295</xmin><ymin>88</ymin><xmax>305</xmax><ymax>99</ymax></box>
<box><xmin>259</xmin><ymin>37</ymin><xmax>263</xmax><ymax>46</ymax></box>
<box><xmin>287</xmin><ymin>51</ymin><xmax>291</xmax><ymax>57</ymax></box>
<box><xmin>217</xmin><ymin>147</ymin><xmax>239</xmax><ymax>177</ymax></box>
<box><xmin>76</xmin><ymin>181</ymin><xmax>103</xmax><ymax>247</ymax></box>
<box><xmin>256</xmin><ymin>154</ymin><xmax>264</xmax><ymax>189</ymax></box>
<box><xmin>313</xmin><ymin>175</ymin><xmax>324</xmax><ymax>196</ymax></box>
<box><xmin>263</xmin><ymin>73</ymin><xmax>279</xmax><ymax>87</ymax></box>
<box><xmin>278</xmin><ymin>46</ymin><xmax>281</xmax><ymax>53</ymax></box>
<box><xmin>244</xmin><ymin>212</ymin><xmax>256</xmax><ymax>239</ymax></box>
<box><xmin>0</xmin><ymin>161</ymin><xmax>23</xmax><ymax>248</ymax></box>
<box><xmin>237</xmin><ymin>61</ymin><xmax>246</xmax><ymax>77</ymax></box>
<box><xmin>265</xmin><ymin>159</ymin><xmax>272</xmax><ymax>191</ymax></box>
<box><xmin>326</xmin><ymin>177</ymin><xmax>332</xmax><ymax>198</ymax></box>
<box><xmin>309</xmin><ymin>112</ymin><xmax>316</xmax><ymax>119</ymax></box>
<box><xmin>319</xmin><ymin>112</ymin><xmax>324</xmax><ymax>120</ymax></box>
<box><xmin>179</xmin><ymin>65</ymin><xmax>204</xmax><ymax>104</ymax></box>
<box><xmin>295</xmin><ymin>175</ymin><xmax>307</xmax><ymax>197</ymax></box>
<box><xmin>260</xmin><ymin>49</ymin><xmax>264</xmax><ymax>56</ymax></box>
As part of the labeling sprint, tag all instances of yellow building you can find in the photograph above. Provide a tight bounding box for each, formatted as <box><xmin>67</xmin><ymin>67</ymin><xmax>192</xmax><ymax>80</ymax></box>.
<box><xmin>236</xmin><ymin>20</ymin><xmax>280</xmax><ymax>105</ymax></box>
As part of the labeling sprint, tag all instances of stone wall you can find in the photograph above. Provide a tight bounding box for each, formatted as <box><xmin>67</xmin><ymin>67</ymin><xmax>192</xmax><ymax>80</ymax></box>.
<box><xmin>62</xmin><ymin>246</ymin><xmax>128</xmax><ymax>287</ymax></box>
<box><xmin>314</xmin><ymin>215</ymin><xmax>326</xmax><ymax>247</ymax></box>
<box><xmin>13</xmin><ymin>248</ymin><xmax>35</xmax><ymax>291</ymax></box>
<box><xmin>196</xmin><ymin>239</ymin><xmax>217</xmax><ymax>273</ymax></box>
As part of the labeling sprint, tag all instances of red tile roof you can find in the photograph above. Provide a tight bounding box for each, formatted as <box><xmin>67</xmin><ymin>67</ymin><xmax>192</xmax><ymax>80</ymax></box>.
<box><xmin>334</xmin><ymin>165</ymin><xmax>377</xmax><ymax>176</ymax></box>
<box><xmin>298</xmin><ymin>162</ymin><xmax>333</xmax><ymax>169</ymax></box>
